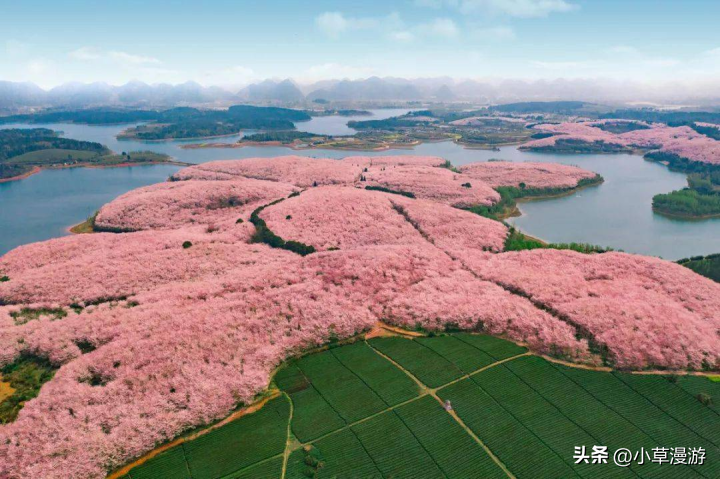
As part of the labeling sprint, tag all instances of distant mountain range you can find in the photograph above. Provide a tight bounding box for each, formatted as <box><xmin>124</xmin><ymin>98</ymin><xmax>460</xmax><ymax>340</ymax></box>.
<box><xmin>1</xmin><ymin>76</ymin><xmax>719</xmax><ymax>111</ymax></box>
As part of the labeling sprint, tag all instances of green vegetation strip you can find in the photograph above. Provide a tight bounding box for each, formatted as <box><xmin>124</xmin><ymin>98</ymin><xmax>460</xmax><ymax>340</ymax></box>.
<box><xmin>364</xmin><ymin>185</ymin><xmax>416</xmax><ymax>198</ymax></box>
<box><xmin>121</xmin><ymin>335</ymin><xmax>719</xmax><ymax>479</ymax></box>
<box><xmin>677</xmin><ymin>253</ymin><xmax>720</xmax><ymax>283</ymax></box>
<box><xmin>503</xmin><ymin>227</ymin><xmax>613</xmax><ymax>254</ymax></box>
<box><xmin>250</xmin><ymin>198</ymin><xmax>316</xmax><ymax>256</ymax></box>
<box><xmin>462</xmin><ymin>179</ymin><xmax>614</xmax><ymax>254</ymax></box>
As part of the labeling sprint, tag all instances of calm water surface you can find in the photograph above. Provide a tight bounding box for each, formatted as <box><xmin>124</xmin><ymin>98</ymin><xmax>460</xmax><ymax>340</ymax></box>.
<box><xmin>1</xmin><ymin>114</ymin><xmax>718</xmax><ymax>259</ymax></box>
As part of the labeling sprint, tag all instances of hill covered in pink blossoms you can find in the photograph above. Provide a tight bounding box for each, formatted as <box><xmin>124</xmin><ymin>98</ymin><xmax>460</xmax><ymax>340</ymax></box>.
<box><xmin>0</xmin><ymin>155</ymin><xmax>718</xmax><ymax>479</ymax></box>
<box><xmin>459</xmin><ymin>160</ymin><xmax>599</xmax><ymax>189</ymax></box>
<box><xmin>522</xmin><ymin>120</ymin><xmax>720</xmax><ymax>165</ymax></box>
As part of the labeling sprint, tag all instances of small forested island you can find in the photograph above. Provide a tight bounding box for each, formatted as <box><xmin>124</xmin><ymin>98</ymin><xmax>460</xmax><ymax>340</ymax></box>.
<box><xmin>0</xmin><ymin>128</ymin><xmax>180</xmax><ymax>181</ymax></box>
<box><xmin>117</xmin><ymin>105</ymin><xmax>311</xmax><ymax>140</ymax></box>
<box><xmin>652</xmin><ymin>166</ymin><xmax>720</xmax><ymax>218</ymax></box>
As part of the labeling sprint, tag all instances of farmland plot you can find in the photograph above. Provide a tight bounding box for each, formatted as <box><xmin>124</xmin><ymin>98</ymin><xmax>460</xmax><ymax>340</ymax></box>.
<box><xmin>122</xmin><ymin>334</ymin><xmax>718</xmax><ymax>479</ymax></box>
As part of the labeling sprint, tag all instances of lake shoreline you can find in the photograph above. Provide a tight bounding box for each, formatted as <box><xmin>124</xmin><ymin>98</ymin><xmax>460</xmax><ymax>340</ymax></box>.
<box><xmin>181</xmin><ymin>139</ymin><xmax>419</xmax><ymax>152</ymax></box>
<box><xmin>652</xmin><ymin>207</ymin><xmax>720</xmax><ymax>221</ymax></box>
<box><xmin>0</xmin><ymin>166</ymin><xmax>42</xmax><ymax>183</ymax></box>
<box><xmin>180</xmin><ymin>137</ymin><xmax>529</xmax><ymax>153</ymax></box>
<box><xmin>0</xmin><ymin>160</ymin><xmax>190</xmax><ymax>184</ymax></box>
<box><xmin>496</xmin><ymin>176</ymin><xmax>605</xmax><ymax>221</ymax></box>
<box><xmin>117</xmin><ymin>130</ymin><xmax>243</xmax><ymax>142</ymax></box>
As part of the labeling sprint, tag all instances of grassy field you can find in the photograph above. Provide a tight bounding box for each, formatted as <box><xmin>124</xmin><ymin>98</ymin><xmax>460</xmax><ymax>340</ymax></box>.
<box><xmin>122</xmin><ymin>333</ymin><xmax>719</xmax><ymax>479</ymax></box>
<box><xmin>8</xmin><ymin>148</ymin><xmax>101</xmax><ymax>165</ymax></box>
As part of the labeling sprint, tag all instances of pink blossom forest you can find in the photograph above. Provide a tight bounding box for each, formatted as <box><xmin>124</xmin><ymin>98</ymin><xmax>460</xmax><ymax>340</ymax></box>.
<box><xmin>1</xmin><ymin>155</ymin><xmax>718</xmax><ymax>478</ymax></box>
<box><xmin>522</xmin><ymin>120</ymin><xmax>720</xmax><ymax>165</ymax></box>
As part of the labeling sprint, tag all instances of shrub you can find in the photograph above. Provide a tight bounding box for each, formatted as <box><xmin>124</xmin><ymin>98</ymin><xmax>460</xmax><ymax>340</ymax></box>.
<box><xmin>236</xmin><ymin>218</ymin><xmax>244</xmax><ymax>224</ymax></box>
<box><xmin>439</xmin><ymin>160</ymin><xmax>460</xmax><ymax>173</ymax></box>
<box><xmin>182</xmin><ymin>241</ymin><xmax>193</xmax><ymax>249</ymax></box>
<box><xmin>0</xmin><ymin>275</ymin><xmax>9</xmax><ymax>282</ymax></box>
<box><xmin>10</xmin><ymin>307</ymin><xmax>67</xmax><ymax>325</ymax></box>
<box><xmin>696</xmin><ymin>392</ymin><xmax>712</xmax><ymax>406</ymax></box>
<box><xmin>364</xmin><ymin>185</ymin><xmax>416</xmax><ymax>198</ymax></box>
<box><xmin>74</xmin><ymin>340</ymin><xmax>96</xmax><ymax>354</ymax></box>
<box><xmin>461</xmin><ymin>182</ymin><xmax>472</xmax><ymax>188</ymax></box>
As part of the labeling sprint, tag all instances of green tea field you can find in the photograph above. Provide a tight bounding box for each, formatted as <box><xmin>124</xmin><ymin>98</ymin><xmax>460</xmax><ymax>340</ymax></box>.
<box><xmin>120</xmin><ymin>334</ymin><xmax>719</xmax><ymax>479</ymax></box>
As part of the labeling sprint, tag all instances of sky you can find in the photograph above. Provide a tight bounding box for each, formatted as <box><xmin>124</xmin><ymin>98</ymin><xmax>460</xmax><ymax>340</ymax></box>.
<box><xmin>1</xmin><ymin>0</ymin><xmax>719</xmax><ymax>89</ymax></box>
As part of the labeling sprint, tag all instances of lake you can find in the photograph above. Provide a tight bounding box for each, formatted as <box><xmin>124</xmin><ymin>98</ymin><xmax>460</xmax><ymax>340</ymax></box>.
<box><xmin>1</xmin><ymin>113</ymin><xmax>718</xmax><ymax>259</ymax></box>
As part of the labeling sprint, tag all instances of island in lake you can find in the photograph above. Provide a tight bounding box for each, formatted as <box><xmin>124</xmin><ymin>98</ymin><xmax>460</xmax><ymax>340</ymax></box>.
<box><xmin>0</xmin><ymin>128</ymin><xmax>185</xmax><ymax>182</ymax></box>
<box><xmin>116</xmin><ymin>105</ymin><xmax>311</xmax><ymax>140</ymax></box>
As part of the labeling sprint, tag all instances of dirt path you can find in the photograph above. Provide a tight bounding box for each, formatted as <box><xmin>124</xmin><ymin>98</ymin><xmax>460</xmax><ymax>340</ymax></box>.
<box><xmin>280</xmin><ymin>392</ymin><xmax>296</xmax><ymax>479</ymax></box>
<box><xmin>364</xmin><ymin>340</ymin><xmax>518</xmax><ymax>479</ymax></box>
<box><xmin>0</xmin><ymin>375</ymin><xmax>16</xmax><ymax>403</ymax></box>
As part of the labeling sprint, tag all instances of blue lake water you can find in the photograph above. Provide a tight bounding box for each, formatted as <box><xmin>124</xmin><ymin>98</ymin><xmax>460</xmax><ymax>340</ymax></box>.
<box><xmin>1</xmin><ymin>111</ymin><xmax>718</xmax><ymax>259</ymax></box>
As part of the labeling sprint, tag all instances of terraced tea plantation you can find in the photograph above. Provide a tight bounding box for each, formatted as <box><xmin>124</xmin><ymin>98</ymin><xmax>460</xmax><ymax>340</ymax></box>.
<box><xmin>120</xmin><ymin>334</ymin><xmax>719</xmax><ymax>479</ymax></box>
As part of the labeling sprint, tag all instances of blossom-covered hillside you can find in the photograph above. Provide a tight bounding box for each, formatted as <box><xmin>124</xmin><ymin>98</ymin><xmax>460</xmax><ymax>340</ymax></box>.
<box><xmin>459</xmin><ymin>161</ymin><xmax>598</xmax><ymax>189</ymax></box>
<box><xmin>95</xmin><ymin>177</ymin><xmax>297</xmax><ymax>232</ymax></box>
<box><xmin>0</xmin><ymin>155</ymin><xmax>717</xmax><ymax>479</ymax></box>
<box><xmin>522</xmin><ymin>121</ymin><xmax>720</xmax><ymax>165</ymax></box>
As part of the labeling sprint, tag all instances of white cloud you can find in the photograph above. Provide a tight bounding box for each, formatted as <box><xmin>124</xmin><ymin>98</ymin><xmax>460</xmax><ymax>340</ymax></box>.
<box><xmin>27</xmin><ymin>59</ymin><xmax>53</xmax><ymax>75</ymax></box>
<box><xmin>471</xmin><ymin>25</ymin><xmax>515</xmax><ymax>40</ymax></box>
<box><xmin>421</xmin><ymin>18</ymin><xmax>460</xmax><ymax>38</ymax></box>
<box><xmin>315</xmin><ymin>11</ymin><xmax>405</xmax><ymax>39</ymax></box>
<box><xmin>390</xmin><ymin>31</ymin><xmax>416</xmax><ymax>42</ymax></box>
<box><xmin>108</xmin><ymin>51</ymin><xmax>160</xmax><ymax>65</ymax></box>
<box><xmin>418</xmin><ymin>0</ymin><xmax>578</xmax><ymax>17</ymax></box>
<box><xmin>604</xmin><ymin>46</ymin><xmax>680</xmax><ymax>69</ymax></box>
<box><xmin>5</xmin><ymin>39</ymin><xmax>29</xmax><ymax>57</ymax></box>
<box><xmin>315</xmin><ymin>12</ymin><xmax>350</xmax><ymax>37</ymax></box>
<box><xmin>607</xmin><ymin>45</ymin><xmax>639</xmax><ymax>55</ymax></box>
<box><xmin>69</xmin><ymin>46</ymin><xmax>102</xmax><ymax>61</ymax></box>
<box><xmin>413</xmin><ymin>0</ymin><xmax>448</xmax><ymax>7</ymax></box>
<box><xmin>69</xmin><ymin>47</ymin><xmax>159</xmax><ymax>65</ymax></box>
<box><xmin>643</xmin><ymin>58</ymin><xmax>680</xmax><ymax>68</ymax></box>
